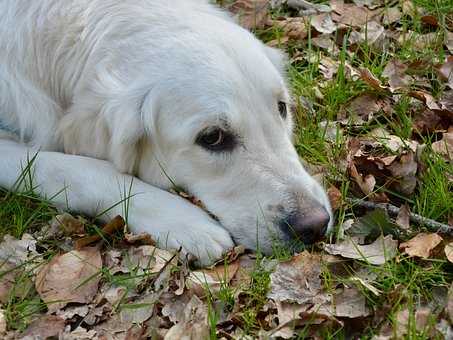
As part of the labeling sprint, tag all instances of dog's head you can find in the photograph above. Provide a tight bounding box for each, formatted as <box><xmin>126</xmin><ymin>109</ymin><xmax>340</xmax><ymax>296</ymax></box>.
<box><xmin>62</xmin><ymin>12</ymin><xmax>332</xmax><ymax>254</ymax></box>
<box><xmin>135</xmin><ymin>22</ymin><xmax>332</xmax><ymax>253</ymax></box>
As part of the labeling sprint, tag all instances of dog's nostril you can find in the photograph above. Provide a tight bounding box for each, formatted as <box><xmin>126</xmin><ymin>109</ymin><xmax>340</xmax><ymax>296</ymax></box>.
<box><xmin>281</xmin><ymin>207</ymin><xmax>330</xmax><ymax>244</ymax></box>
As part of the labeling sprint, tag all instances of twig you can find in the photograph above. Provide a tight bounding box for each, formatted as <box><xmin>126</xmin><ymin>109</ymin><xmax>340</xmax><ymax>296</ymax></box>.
<box><xmin>346</xmin><ymin>198</ymin><xmax>453</xmax><ymax>235</ymax></box>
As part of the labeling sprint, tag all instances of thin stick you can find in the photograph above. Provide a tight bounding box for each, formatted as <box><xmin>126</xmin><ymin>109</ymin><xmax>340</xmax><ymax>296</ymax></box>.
<box><xmin>346</xmin><ymin>198</ymin><xmax>453</xmax><ymax>235</ymax></box>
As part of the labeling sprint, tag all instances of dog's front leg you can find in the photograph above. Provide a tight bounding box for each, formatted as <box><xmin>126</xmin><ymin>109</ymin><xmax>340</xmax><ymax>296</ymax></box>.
<box><xmin>0</xmin><ymin>139</ymin><xmax>234</xmax><ymax>265</ymax></box>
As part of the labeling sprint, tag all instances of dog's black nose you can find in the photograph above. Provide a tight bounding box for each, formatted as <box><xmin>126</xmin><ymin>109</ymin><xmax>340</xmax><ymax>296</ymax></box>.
<box><xmin>281</xmin><ymin>207</ymin><xmax>330</xmax><ymax>244</ymax></box>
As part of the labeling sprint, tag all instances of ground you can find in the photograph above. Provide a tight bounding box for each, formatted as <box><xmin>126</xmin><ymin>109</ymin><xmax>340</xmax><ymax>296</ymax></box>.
<box><xmin>1</xmin><ymin>0</ymin><xmax>453</xmax><ymax>339</ymax></box>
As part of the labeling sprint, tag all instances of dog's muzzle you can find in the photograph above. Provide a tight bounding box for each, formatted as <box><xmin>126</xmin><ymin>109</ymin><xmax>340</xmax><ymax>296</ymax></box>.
<box><xmin>280</xmin><ymin>205</ymin><xmax>330</xmax><ymax>244</ymax></box>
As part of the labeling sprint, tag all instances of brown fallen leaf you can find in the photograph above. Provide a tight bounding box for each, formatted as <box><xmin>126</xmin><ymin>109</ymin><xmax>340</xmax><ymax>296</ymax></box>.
<box><xmin>75</xmin><ymin>215</ymin><xmax>125</xmax><ymax>249</ymax></box>
<box><xmin>272</xmin><ymin>17</ymin><xmax>308</xmax><ymax>40</ymax></box>
<box><xmin>319</xmin><ymin>56</ymin><xmax>339</xmax><ymax>80</ymax></box>
<box><xmin>273</xmin><ymin>301</ymin><xmax>308</xmax><ymax>339</ymax></box>
<box><xmin>164</xmin><ymin>295</ymin><xmax>209</xmax><ymax>340</ymax></box>
<box><xmin>396</xmin><ymin>307</ymin><xmax>432</xmax><ymax>337</ymax></box>
<box><xmin>421</xmin><ymin>15</ymin><xmax>438</xmax><ymax>27</ymax></box>
<box><xmin>382</xmin><ymin>6</ymin><xmax>402</xmax><ymax>25</ymax></box>
<box><xmin>188</xmin><ymin>260</ymin><xmax>240</xmax><ymax>296</ymax></box>
<box><xmin>340</xmin><ymin>93</ymin><xmax>391</xmax><ymax>125</ymax></box>
<box><xmin>311</xmin><ymin>13</ymin><xmax>337</xmax><ymax>34</ymax></box>
<box><xmin>50</xmin><ymin>213</ymin><xmax>85</xmax><ymax>236</ymax></box>
<box><xmin>323</xmin><ymin>235</ymin><xmax>398</xmax><ymax>265</ymax></box>
<box><xmin>445</xmin><ymin>31</ymin><xmax>453</xmax><ymax>54</ymax></box>
<box><xmin>267</xmin><ymin>251</ymin><xmax>323</xmax><ymax>304</ymax></box>
<box><xmin>437</xmin><ymin>56</ymin><xmax>453</xmax><ymax>89</ymax></box>
<box><xmin>22</xmin><ymin>315</ymin><xmax>66</xmax><ymax>339</ymax></box>
<box><xmin>395</xmin><ymin>204</ymin><xmax>411</xmax><ymax>230</ymax></box>
<box><xmin>334</xmin><ymin>4</ymin><xmax>376</xmax><ymax>27</ymax></box>
<box><xmin>349</xmin><ymin>163</ymin><xmax>376</xmax><ymax>196</ymax></box>
<box><xmin>124</xmin><ymin>232</ymin><xmax>156</xmax><ymax>245</ymax></box>
<box><xmin>382</xmin><ymin>59</ymin><xmax>412</xmax><ymax>91</ymax></box>
<box><xmin>327</xmin><ymin>185</ymin><xmax>342</xmax><ymax>211</ymax></box>
<box><xmin>311</xmin><ymin>34</ymin><xmax>340</xmax><ymax>56</ymax></box>
<box><xmin>387</xmin><ymin>151</ymin><xmax>418</xmax><ymax>195</ymax></box>
<box><xmin>445</xmin><ymin>242</ymin><xmax>453</xmax><ymax>263</ymax></box>
<box><xmin>410</xmin><ymin>90</ymin><xmax>441</xmax><ymax>111</ymax></box>
<box><xmin>349</xmin><ymin>21</ymin><xmax>385</xmax><ymax>48</ymax></box>
<box><xmin>333</xmin><ymin>286</ymin><xmax>371</xmax><ymax>318</ymax></box>
<box><xmin>413</xmin><ymin>109</ymin><xmax>443</xmax><ymax>134</ymax></box>
<box><xmin>0</xmin><ymin>309</ymin><xmax>5</xmax><ymax>335</ymax></box>
<box><xmin>399</xmin><ymin>233</ymin><xmax>443</xmax><ymax>259</ymax></box>
<box><xmin>448</xmin><ymin>282</ymin><xmax>453</xmax><ymax>324</ymax></box>
<box><xmin>359</xmin><ymin>68</ymin><xmax>391</xmax><ymax>92</ymax></box>
<box><xmin>0</xmin><ymin>234</ymin><xmax>38</xmax><ymax>266</ymax></box>
<box><xmin>228</xmin><ymin>0</ymin><xmax>270</xmax><ymax>30</ymax></box>
<box><xmin>432</xmin><ymin>130</ymin><xmax>453</xmax><ymax>161</ymax></box>
<box><xmin>35</xmin><ymin>247</ymin><xmax>102</xmax><ymax>312</ymax></box>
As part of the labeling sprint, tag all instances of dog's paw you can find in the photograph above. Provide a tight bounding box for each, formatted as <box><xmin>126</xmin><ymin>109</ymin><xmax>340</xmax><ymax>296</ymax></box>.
<box><xmin>127</xmin><ymin>191</ymin><xmax>234</xmax><ymax>266</ymax></box>
<box><xmin>164</xmin><ymin>219</ymin><xmax>235</xmax><ymax>267</ymax></box>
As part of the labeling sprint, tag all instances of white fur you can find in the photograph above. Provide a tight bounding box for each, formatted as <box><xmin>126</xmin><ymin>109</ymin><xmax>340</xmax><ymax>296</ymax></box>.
<box><xmin>0</xmin><ymin>0</ymin><xmax>332</xmax><ymax>265</ymax></box>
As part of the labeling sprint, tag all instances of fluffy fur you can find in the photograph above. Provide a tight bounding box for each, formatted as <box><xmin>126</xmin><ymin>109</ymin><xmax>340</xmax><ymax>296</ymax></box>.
<box><xmin>0</xmin><ymin>0</ymin><xmax>332</xmax><ymax>265</ymax></box>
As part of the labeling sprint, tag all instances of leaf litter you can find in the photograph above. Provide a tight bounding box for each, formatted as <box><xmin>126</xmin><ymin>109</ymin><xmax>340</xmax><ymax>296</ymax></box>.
<box><xmin>1</xmin><ymin>0</ymin><xmax>453</xmax><ymax>338</ymax></box>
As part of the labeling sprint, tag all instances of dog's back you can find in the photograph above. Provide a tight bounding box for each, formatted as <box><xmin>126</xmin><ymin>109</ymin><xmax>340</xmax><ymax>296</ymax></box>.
<box><xmin>0</xmin><ymin>0</ymin><xmax>231</xmax><ymax>149</ymax></box>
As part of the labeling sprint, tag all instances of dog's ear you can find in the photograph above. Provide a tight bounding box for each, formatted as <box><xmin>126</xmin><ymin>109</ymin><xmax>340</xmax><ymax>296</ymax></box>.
<box><xmin>59</xmin><ymin>75</ymin><xmax>151</xmax><ymax>175</ymax></box>
<box><xmin>263</xmin><ymin>46</ymin><xmax>288</xmax><ymax>76</ymax></box>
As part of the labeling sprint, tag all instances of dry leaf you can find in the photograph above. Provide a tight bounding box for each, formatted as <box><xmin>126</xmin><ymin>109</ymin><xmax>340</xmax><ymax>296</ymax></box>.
<box><xmin>382</xmin><ymin>59</ymin><xmax>412</xmax><ymax>91</ymax></box>
<box><xmin>399</xmin><ymin>233</ymin><xmax>443</xmax><ymax>258</ymax></box>
<box><xmin>334</xmin><ymin>4</ymin><xmax>376</xmax><ymax>27</ymax></box>
<box><xmin>0</xmin><ymin>309</ymin><xmax>5</xmax><ymax>335</ymax></box>
<box><xmin>164</xmin><ymin>295</ymin><xmax>209</xmax><ymax>340</ymax></box>
<box><xmin>50</xmin><ymin>213</ymin><xmax>85</xmax><ymax>236</ymax></box>
<box><xmin>124</xmin><ymin>232</ymin><xmax>156</xmax><ymax>245</ymax></box>
<box><xmin>432</xmin><ymin>131</ymin><xmax>453</xmax><ymax>161</ymax></box>
<box><xmin>448</xmin><ymin>282</ymin><xmax>453</xmax><ymax>324</ymax></box>
<box><xmin>188</xmin><ymin>260</ymin><xmax>240</xmax><ymax>296</ymax></box>
<box><xmin>22</xmin><ymin>315</ymin><xmax>66</xmax><ymax>339</ymax></box>
<box><xmin>437</xmin><ymin>56</ymin><xmax>453</xmax><ymax>88</ymax></box>
<box><xmin>323</xmin><ymin>235</ymin><xmax>398</xmax><ymax>265</ymax></box>
<box><xmin>229</xmin><ymin>0</ymin><xmax>270</xmax><ymax>30</ymax></box>
<box><xmin>340</xmin><ymin>94</ymin><xmax>391</xmax><ymax>125</ymax></box>
<box><xmin>396</xmin><ymin>204</ymin><xmax>410</xmax><ymax>230</ymax></box>
<box><xmin>349</xmin><ymin>21</ymin><xmax>385</xmax><ymax>47</ymax></box>
<box><xmin>382</xmin><ymin>7</ymin><xmax>402</xmax><ymax>25</ymax></box>
<box><xmin>319</xmin><ymin>56</ymin><xmax>339</xmax><ymax>80</ymax></box>
<box><xmin>312</xmin><ymin>34</ymin><xmax>340</xmax><ymax>55</ymax></box>
<box><xmin>0</xmin><ymin>234</ymin><xmax>38</xmax><ymax>266</ymax></box>
<box><xmin>273</xmin><ymin>17</ymin><xmax>308</xmax><ymax>40</ymax></box>
<box><xmin>359</xmin><ymin>68</ymin><xmax>390</xmax><ymax>92</ymax></box>
<box><xmin>267</xmin><ymin>251</ymin><xmax>323</xmax><ymax>304</ymax></box>
<box><xmin>333</xmin><ymin>286</ymin><xmax>371</xmax><ymax>318</ymax></box>
<box><xmin>327</xmin><ymin>185</ymin><xmax>342</xmax><ymax>211</ymax></box>
<box><xmin>396</xmin><ymin>307</ymin><xmax>432</xmax><ymax>337</ymax></box>
<box><xmin>387</xmin><ymin>152</ymin><xmax>418</xmax><ymax>195</ymax></box>
<box><xmin>445</xmin><ymin>31</ymin><xmax>453</xmax><ymax>53</ymax></box>
<box><xmin>349</xmin><ymin>163</ymin><xmax>376</xmax><ymax>196</ymax></box>
<box><xmin>35</xmin><ymin>247</ymin><xmax>102</xmax><ymax>312</ymax></box>
<box><xmin>273</xmin><ymin>301</ymin><xmax>308</xmax><ymax>339</ymax></box>
<box><xmin>445</xmin><ymin>242</ymin><xmax>453</xmax><ymax>263</ymax></box>
<box><xmin>311</xmin><ymin>13</ymin><xmax>337</xmax><ymax>34</ymax></box>
<box><xmin>75</xmin><ymin>215</ymin><xmax>125</xmax><ymax>249</ymax></box>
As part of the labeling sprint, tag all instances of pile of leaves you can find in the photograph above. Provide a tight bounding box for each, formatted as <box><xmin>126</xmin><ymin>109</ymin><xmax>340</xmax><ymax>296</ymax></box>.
<box><xmin>1</xmin><ymin>0</ymin><xmax>453</xmax><ymax>339</ymax></box>
<box><xmin>0</xmin><ymin>211</ymin><xmax>452</xmax><ymax>339</ymax></box>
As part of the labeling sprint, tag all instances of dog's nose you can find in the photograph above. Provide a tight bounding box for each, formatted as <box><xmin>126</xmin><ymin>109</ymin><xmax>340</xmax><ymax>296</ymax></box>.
<box><xmin>281</xmin><ymin>207</ymin><xmax>330</xmax><ymax>244</ymax></box>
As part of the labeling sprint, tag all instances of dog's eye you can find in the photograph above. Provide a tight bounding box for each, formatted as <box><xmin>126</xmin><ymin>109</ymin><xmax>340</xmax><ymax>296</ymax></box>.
<box><xmin>278</xmin><ymin>101</ymin><xmax>287</xmax><ymax>119</ymax></box>
<box><xmin>196</xmin><ymin>128</ymin><xmax>236</xmax><ymax>152</ymax></box>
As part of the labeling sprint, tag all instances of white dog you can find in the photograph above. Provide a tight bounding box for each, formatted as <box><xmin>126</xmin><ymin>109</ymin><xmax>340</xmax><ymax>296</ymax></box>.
<box><xmin>0</xmin><ymin>0</ymin><xmax>332</xmax><ymax>265</ymax></box>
